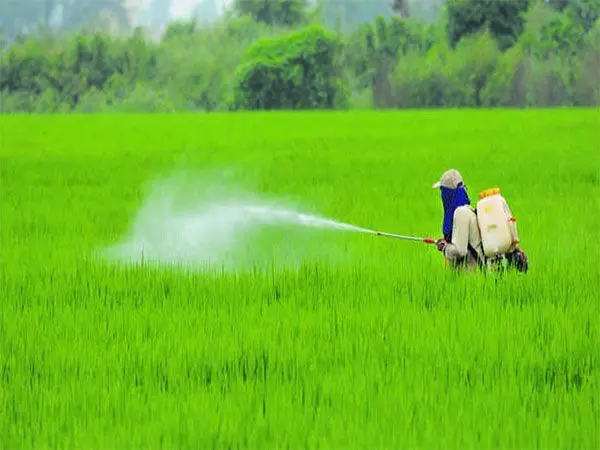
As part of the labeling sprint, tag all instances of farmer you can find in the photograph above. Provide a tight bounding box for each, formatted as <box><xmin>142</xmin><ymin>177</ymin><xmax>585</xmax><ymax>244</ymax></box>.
<box><xmin>432</xmin><ymin>169</ymin><xmax>485</xmax><ymax>270</ymax></box>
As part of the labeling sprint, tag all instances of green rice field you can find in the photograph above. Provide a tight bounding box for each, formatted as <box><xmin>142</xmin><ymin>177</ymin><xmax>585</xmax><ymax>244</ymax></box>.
<box><xmin>1</xmin><ymin>110</ymin><xmax>599</xmax><ymax>447</ymax></box>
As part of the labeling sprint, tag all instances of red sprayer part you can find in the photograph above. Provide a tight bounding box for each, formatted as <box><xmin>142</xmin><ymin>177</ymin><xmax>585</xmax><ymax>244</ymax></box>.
<box><xmin>424</xmin><ymin>238</ymin><xmax>436</xmax><ymax>244</ymax></box>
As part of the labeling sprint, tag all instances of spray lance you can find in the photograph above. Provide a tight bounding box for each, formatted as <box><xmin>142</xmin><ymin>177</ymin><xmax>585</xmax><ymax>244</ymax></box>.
<box><xmin>375</xmin><ymin>230</ymin><xmax>437</xmax><ymax>245</ymax></box>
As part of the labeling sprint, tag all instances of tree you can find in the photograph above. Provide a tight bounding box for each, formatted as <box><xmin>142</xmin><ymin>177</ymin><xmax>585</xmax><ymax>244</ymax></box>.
<box><xmin>392</xmin><ymin>0</ymin><xmax>410</xmax><ymax>18</ymax></box>
<box><xmin>558</xmin><ymin>0</ymin><xmax>600</xmax><ymax>32</ymax></box>
<box><xmin>446</xmin><ymin>0</ymin><xmax>533</xmax><ymax>50</ymax></box>
<box><xmin>232</xmin><ymin>24</ymin><xmax>348</xmax><ymax>109</ymax></box>
<box><xmin>365</xmin><ymin>15</ymin><xmax>410</xmax><ymax>107</ymax></box>
<box><xmin>520</xmin><ymin>1</ymin><xmax>593</xmax><ymax>59</ymax></box>
<box><xmin>163</xmin><ymin>19</ymin><xmax>197</xmax><ymax>41</ymax></box>
<box><xmin>233</xmin><ymin>0</ymin><xmax>310</xmax><ymax>26</ymax></box>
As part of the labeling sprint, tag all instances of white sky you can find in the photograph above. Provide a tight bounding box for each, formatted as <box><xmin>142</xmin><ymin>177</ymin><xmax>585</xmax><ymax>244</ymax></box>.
<box><xmin>170</xmin><ymin>0</ymin><xmax>233</xmax><ymax>19</ymax></box>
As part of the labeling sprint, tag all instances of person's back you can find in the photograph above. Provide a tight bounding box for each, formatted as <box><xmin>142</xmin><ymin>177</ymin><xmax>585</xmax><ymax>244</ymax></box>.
<box><xmin>442</xmin><ymin>204</ymin><xmax>485</xmax><ymax>270</ymax></box>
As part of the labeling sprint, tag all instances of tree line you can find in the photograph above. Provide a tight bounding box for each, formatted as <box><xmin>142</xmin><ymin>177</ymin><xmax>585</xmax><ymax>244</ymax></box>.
<box><xmin>1</xmin><ymin>0</ymin><xmax>599</xmax><ymax>113</ymax></box>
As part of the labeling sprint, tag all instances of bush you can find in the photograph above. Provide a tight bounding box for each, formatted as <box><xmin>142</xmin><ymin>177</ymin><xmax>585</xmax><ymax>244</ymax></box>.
<box><xmin>524</xmin><ymin>55</ymin><xmax>573</xmax><ymax>106</ymax></box>
<box><xmin>451</xmin><ymin>30</ymin><xmax>500</xmax><ymax>106</ymax></box>
<box><xmin>392</xmin><ymin>45</ymin><xmax>471</xmax><ymax>108</ymax></box>
<box><xmin>341</xmin><ymin>17</ymin><xmax>433</xmax><ymax>105</ymax></box>
<box><xmin>520</xmin><ymin>2</ymin><xmax>587</xmax><ymax>60</ymax></box>
<box><xmin>446</xmin><ymin>0</ymin><xmax>532</xmax><ymax>51</ymax></box>
<box><xmin>392</xmin><ymin>31</ymin><xmax>503</xmax><ymax>108</ymax></box>
<box><xmin>112</xmin><ymin>83</ymin><xmax>178</xmax><ymax>113</ymax></box>
<box><xmin>481</xmin><ymin>44</ymin><xmax>528</xmax><ymax>107</ymax></box>
<box><xmin>232</xmin><ymin>0</ymin><xmax>310</xmax><ymax>26</ymax></box>
<box><xmin>573</xmin><ymin>21</ymin><xmax>600</xmax><ymax>105</ymax></box>
<box><xmin>0</xmin><ymin>91</ymin><xmax>37</xmax><ymax>113</ymax></box>
<box><xmin>75</xmin><ymin>87</ymin><xmax>111</xmax><ymax>113</ymax></box>
<box><xmin>231</xmin><ymin>24</ymin><xmax>348</xmax><ymax>110</ymax></box>
<box><xmin>0</xmin><ymin>37</ymin><xmax>52</xmax><ymax>95</ymax></box>
<box><xmin>154</xmin><ymin>29</ymin><xmax>242</xmax><ymax>111</ymax></box>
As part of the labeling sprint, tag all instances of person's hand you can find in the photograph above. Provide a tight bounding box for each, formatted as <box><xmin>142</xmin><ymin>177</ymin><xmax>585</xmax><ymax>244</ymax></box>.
<box><xmin>436</xmin><ymin>238</ymin><xmax>447</xmax><ymax>252</ymax></box>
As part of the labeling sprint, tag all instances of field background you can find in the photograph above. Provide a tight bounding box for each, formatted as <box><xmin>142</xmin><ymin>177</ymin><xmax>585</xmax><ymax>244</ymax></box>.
<box><xmin>1</xmin><ymin>109</ymin><xmax>599</xmax><ymax>447</ymax></box>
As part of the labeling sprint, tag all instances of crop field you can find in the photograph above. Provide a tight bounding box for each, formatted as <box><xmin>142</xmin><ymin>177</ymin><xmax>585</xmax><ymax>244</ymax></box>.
<box><xmin>1</xmin><ymin>110</ymin><xmax>599</xmax><ymax>447</ymax></box>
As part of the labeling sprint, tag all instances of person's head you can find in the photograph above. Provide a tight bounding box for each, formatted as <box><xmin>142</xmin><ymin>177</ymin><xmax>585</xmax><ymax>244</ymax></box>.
<box><xmin>433</xmin><ymin>169</ymin><xmax>468</xmax><ymax>208</ymax></box>
<box><xmin>433</xmin><ymin>169</ymin><xmax>471</xmax><ymax>239</ymax></box>
<box><xmin>432</xmin><ymin>169</ymin><xmax>464</xmax><ymax>190</ymax></box>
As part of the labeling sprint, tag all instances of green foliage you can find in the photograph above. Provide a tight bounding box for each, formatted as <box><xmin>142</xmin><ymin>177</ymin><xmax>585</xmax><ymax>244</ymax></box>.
<box><xmin>573</xmin><ymin>21</ymin><xmax>600</xmax><ymax>105</ymax></box>
<box><xmin>366</xmin><ymin>16</ymin><xmax>403</xmax><ymax>107</ymax></box>
<box><xmin>233</xmin><ymin>0</ymin><xmax>310</xmax><ymax>26</ymax></box>
<box><xmin>1</xmin><ymin>111</ymin><xmax>599</xmax><ymax>447</ymax></box>
<box><xmin>0</xmin><ymin>0</ymin><xmax>598</xmax><ymax>113</ymax></box>
<box><xmin>232</xmin><ymin>24</ymin><xmax>348</xmax><ymax>110</ymax></box>
<box><xmin>520</xmin><ymin>2</ymin><xmax>588</xmax><ymax>60</ymax></box>
<box><xmin>452</xmin><ymin>30</ymin><xmax>501</xmax><ymax>106</ymax></box>
<box><xmin>222</xmin><ymin>14</ymin><xmax>280</xmax><ymax>42</ymax></box>
<box><xmin>392</xmin><ymin>0</ymin><xmax>410</xmax><ymax>17</ymax></box>
<box><xmin>481</xmin><ymin>44</ymin><xmax>528</xmax><ymax>107</ymax></box>
<box><xmin>547</xmin><ymin>0</ymin><xmax>571</xmax><ymax>11</ymax></box>
<box><xmin>0</xmin><ymin>36</ymin><xmax>51</xmax><ymax>96</ymax></box>
<box><xmin>539</xmin><ymin>12</ymin><xmax>586</xmax><ymax>57</ymax></box>
<box><xmin>446</xmin><ymin>0</ymin><xmax>533</xmax><ymax>50</ymax></box>
<box><xmin>0</xmin><ymin>20</ymin><xmax>273</xmax><ymax>113</ymax></box>
<box><xmin>482</xmin><ymin>21</ymin><xmax>600</xmax><ymax>108</ymax></box>
<box><xmin>392</xmin><ymin>46</ymin><xmax>471</xmax><ymax>107</ymax></box>
<box><xmin>0</xmin><ymin>29</ymin><xmax>159</xmax><ymax>112</ymax></box>
<box><xmin>547</xmin><ymin>0</ymin><xmax>600</xmax><ymax>31</ymax></box>
<box><xmin>356</xmin><ymin>15</ymin><xmax>434</xmax><ymax>107</ymax></box>
<box><xmin>570</xmin><ymin>0</ymin><xmax>600</xmax><ymax>32</ymax></box>
<box><xmin>162</xmin><ymin>19</ymin><xmax>198</xmax><ymax>42</ymax></box>
<box><xmin>155</xmin><ymin>22</ymin><xmax>260</xmax><ymax>111</ymax></box>
<box><xmin>392</xmin><ymin>31</ymin><xmax>501</xmax><ymax>108</ymax></box>
<box><xmin>341</xmin><ymin>25</ymin><xmax>374</xmax><ymax>90</ymax></box>
<box><xmin>525</xmin><ymin>55</ymin><xmax>573</xmax><ymax>106</ymax></box>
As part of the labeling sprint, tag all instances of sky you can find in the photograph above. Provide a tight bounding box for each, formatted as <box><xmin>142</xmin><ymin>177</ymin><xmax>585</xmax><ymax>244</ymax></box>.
<box><xmin>169</xmin><ymin>0</ymin><xmax>233</xmax><ymax>19</ymax></box>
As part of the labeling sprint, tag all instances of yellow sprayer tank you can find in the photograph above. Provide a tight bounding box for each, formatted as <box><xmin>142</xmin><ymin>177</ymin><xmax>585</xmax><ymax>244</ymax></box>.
<box><xmin>476</xmin><ymin>188</ymin><xmax>520</xmax><ymax>257</ymax></box>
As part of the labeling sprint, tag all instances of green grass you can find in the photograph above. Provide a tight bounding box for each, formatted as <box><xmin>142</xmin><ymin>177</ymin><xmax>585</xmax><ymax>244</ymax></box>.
<box><xmin>1</xmin><ymin>110</ymin><xmax>599</xmax><ymax>448</ymax></box>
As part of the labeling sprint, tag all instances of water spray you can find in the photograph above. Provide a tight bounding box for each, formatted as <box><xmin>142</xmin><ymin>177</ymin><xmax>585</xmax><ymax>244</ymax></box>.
<box><xmin>104</xmin><ymin>175</ymin><xmax>441</xmax><ymax>269</ymax></box>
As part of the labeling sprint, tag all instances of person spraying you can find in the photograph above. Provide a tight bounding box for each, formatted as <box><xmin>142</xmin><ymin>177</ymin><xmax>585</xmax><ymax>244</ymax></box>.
<box><xmin>432</xmin><ymin>169</ymin><xmax>529</xmax><ymax>272</ymax></box>
<box><xmin>432</xmin><ymin>169</ymin><xmax>485</xmax><ymax>270</ymax></box>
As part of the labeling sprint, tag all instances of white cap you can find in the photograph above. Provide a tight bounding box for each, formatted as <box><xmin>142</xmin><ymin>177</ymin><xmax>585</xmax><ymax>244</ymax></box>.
<box><xmin>432</xmin><ymin>169</ymin><xmax>464</xmax><ymax>189</ymax></box>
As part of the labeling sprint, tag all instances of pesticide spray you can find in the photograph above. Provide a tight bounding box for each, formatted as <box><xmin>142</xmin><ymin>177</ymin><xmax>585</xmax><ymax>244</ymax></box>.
<box><xmin>101</xmin><ymin>172</ymin><xmax>436</xmax><ymax>270</ymax></box>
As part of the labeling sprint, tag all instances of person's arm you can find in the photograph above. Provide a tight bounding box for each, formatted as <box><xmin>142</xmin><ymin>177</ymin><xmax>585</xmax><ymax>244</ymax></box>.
<box><xmin>443</xmin><ymin>207</ymin><xmax>471</xmax><ymax>260</ymax></box>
